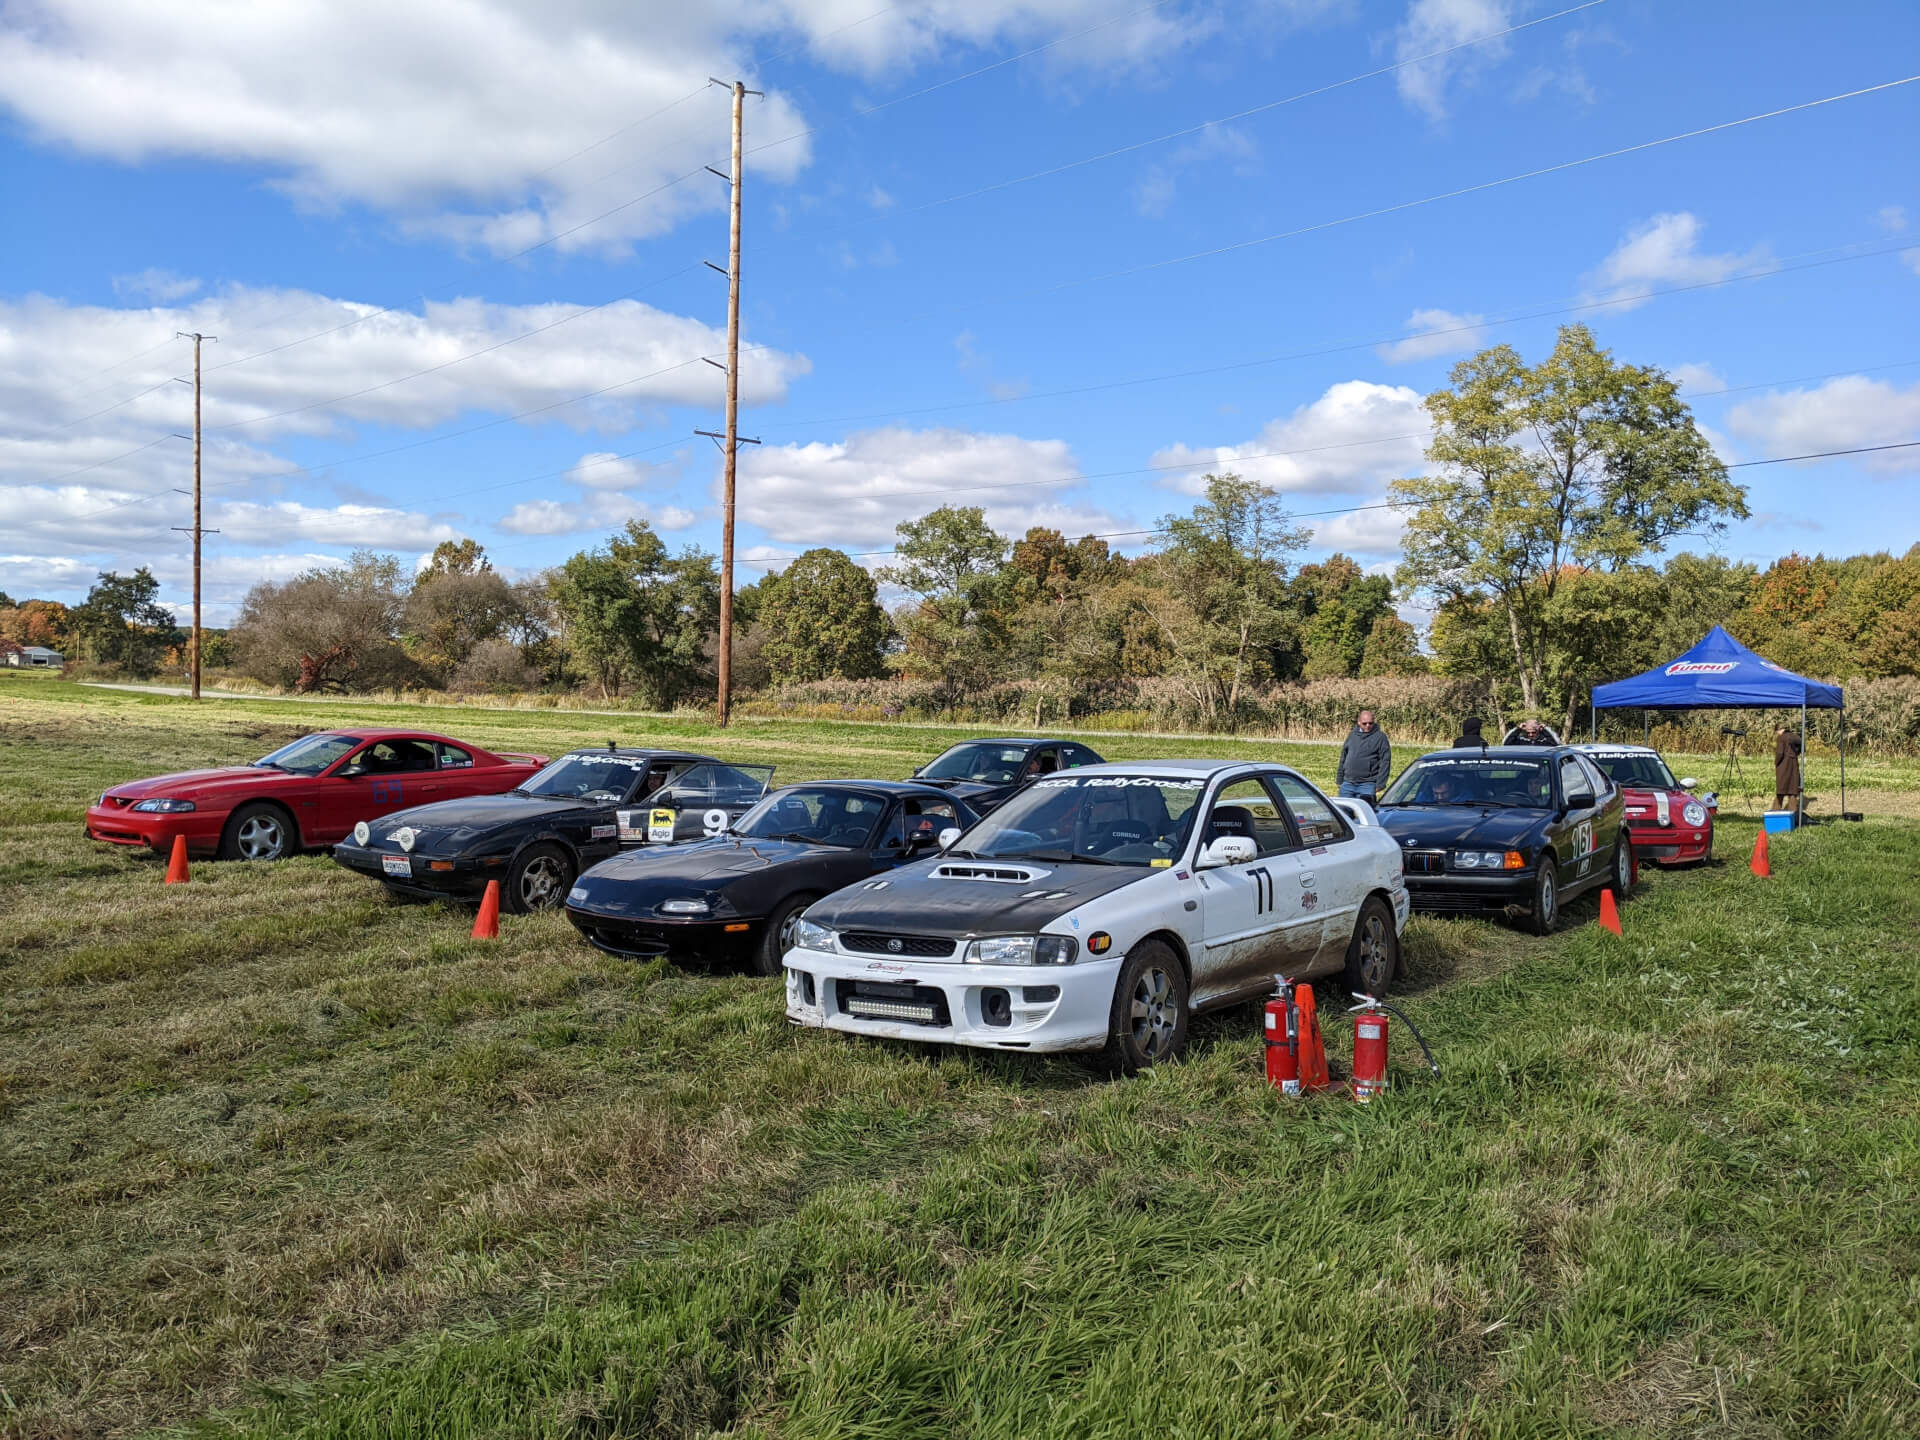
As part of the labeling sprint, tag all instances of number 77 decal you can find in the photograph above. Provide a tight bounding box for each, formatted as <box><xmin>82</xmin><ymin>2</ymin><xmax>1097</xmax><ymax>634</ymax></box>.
<box><xmin>1247</xmin><ymin>865</ymin><xmax>1273</xmax><ymax>913</ymax></box>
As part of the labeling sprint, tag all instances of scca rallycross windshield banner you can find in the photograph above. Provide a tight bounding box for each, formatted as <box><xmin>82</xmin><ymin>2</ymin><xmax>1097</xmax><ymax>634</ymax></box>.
<box><xmin>1032</xmin><ymin>776</ymin><xmax>1203</xmax><ymax>790</ymax></box>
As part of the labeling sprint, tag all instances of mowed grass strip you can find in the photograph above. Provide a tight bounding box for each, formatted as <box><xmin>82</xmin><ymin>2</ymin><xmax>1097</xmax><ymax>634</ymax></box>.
<box><xmin>0</xmin><ymin>681</ymin><xmax>1914</xmax><ymax>1438</ymax></box>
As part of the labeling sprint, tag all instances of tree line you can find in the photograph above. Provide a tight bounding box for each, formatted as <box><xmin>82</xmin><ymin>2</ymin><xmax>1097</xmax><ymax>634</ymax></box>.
<box><xmin>6</xmin><ymin>326</ymin><xmax>1914</xmax><ymax>723</ymax></box>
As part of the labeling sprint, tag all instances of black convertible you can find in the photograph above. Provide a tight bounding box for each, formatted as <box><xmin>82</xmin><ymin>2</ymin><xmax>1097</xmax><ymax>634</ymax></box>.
<box><xmin>564</xmin><ymin>781</ymin><xmax>979</xmax><ymax>972</ymax></box>
<box><xmin>908</xmin><ymin>737</ymin><xmax>1104</xmax><ymax>814</ymax></box>
<box><xmin>332</xmin><ymin>747</ymin><xmax>773</xmax><ymax>912</ymax></box>
<box><xmin>1374</xmin><ymin>745</ymin><xmax>1630</xmax><ymax>934</ymax></box>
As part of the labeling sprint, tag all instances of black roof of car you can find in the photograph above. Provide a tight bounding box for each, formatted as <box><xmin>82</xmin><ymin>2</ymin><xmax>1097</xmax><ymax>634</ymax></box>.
<box><xmin>559</xmin><ymin>747</ymin><xmax>716</xmax><ymax>760</ymax></box>
<box><xmin>938</xmin><ymin>737</ymin><xmax>1062</xmax><ymax>748</ymax></box>
<box><xmin>772</xmin><ymin>779</ymin><xmax>975</xmax><ymax>798</ymax></box>
<box><xmin>1421</xmin><ymin>745</ymin><xmax>1573</xmax><ymax>757</ymax></box>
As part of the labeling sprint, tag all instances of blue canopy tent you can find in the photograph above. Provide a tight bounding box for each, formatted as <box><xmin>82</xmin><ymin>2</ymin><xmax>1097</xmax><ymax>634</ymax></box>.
<box><xmin>1591</xmin><ymin>626</ymin><xmax>1848</xmax><ymax>818</ymax></box>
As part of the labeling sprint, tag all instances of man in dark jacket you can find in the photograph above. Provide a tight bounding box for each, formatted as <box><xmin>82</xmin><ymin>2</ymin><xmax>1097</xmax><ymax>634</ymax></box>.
<box><xmin>1453</xmin><ymin>716</ymin><xmax>1487</xmax><ymax>749</ymax></box>
<box><xmin>1337</xmin><ymin>711</ymin><xmax>1392</xmax><ymax>806</ymax></box>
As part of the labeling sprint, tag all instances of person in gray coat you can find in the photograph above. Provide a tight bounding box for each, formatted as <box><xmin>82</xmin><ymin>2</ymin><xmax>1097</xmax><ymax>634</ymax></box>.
<box><xmin>1337</xmin><ymin>710</ymin><xmax>1392</xmax><ymax>806</ymax></box>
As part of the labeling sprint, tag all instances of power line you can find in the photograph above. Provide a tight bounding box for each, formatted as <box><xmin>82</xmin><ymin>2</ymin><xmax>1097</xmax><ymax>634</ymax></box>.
<box><xmin>869</xmin><ymin>74</ymin><xmax>1920</xmax><ymax>322</ymax></box>
<box><xmin>825</xmin><ymin>0</ymin><xmax>1608</xmax><ymax>225</ymax></box>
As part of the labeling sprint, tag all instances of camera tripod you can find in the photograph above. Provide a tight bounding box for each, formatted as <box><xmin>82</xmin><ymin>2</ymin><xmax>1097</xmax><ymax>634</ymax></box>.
<box><xmin>1717</xmin><ymin>726</ymin><xmax>1751</xmax><ymax>800</ymax></box>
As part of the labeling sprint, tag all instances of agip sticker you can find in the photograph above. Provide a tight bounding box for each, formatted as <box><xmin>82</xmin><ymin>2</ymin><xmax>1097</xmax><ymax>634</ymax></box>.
<box><xmin>647</xmin><ymin>807</ymin><xmax>677</xmax><ymax>843</ymax></box>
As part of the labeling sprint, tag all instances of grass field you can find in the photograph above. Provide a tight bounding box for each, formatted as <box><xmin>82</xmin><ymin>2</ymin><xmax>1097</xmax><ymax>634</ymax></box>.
<box><xmin>2</xmin><ymin>677</ymin><xmax>1917</xmax><ymax>1439</ymax></box>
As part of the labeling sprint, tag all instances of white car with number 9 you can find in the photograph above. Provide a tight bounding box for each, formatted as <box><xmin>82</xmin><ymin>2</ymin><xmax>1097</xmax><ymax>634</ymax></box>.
<box><xmin>783</xmin><ymin>760</ymin><xmax>1410</xmax><ymax>1071</ymax></box>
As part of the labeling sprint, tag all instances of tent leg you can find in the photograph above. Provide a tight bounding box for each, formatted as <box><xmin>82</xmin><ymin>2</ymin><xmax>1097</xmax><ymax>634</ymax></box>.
<box><xmin>1840</xmin><ymin>703</ymin><xmax>1847</xmax><ymax>819</ymax></box>
<box><xmin>1799</xmin><ymin>700</ymin><xmax>1807</xmax><ymax>824</ymax></box>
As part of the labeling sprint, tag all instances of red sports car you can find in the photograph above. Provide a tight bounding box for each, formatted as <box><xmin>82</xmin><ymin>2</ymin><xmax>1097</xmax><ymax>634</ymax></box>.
<box><xmin>1577</xmin><ymin>744</ymin><xmax>1715</xmax><ymax>866</ymax></box>
<box><xmin>86</xmin><ymin>729</ymin><xmax>548</xmax><ymax>862</ymax></box>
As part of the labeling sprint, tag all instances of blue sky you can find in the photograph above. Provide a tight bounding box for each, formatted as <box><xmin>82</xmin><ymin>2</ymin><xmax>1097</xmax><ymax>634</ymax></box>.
<box><xmin>3</xmin><ymin>0</ymin><xmax>1917</xmax><ymax>624</ymax></box>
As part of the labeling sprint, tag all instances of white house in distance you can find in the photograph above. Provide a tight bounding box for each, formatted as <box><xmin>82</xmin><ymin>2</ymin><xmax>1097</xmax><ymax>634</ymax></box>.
<box><xmin>4</xmin><ymin>644</ymin><xmax>65</xmax><ymax>670</ymax></box>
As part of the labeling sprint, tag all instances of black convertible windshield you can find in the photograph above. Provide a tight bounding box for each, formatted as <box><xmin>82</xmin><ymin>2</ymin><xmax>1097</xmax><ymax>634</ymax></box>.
<box><xmin>517</xmin><ymin>753</ymin><xmax>648</xmax><ymax>801</ymax></box>
<box><xmin>735</xmin><ymin>788</ymin><xmax>888</xmax><ymax>847</ymax></box>
<box><xmin>1587</xmin><ymin>753</ymin><xmax>1679</xmax><ymax>789</ymax></box>
<box><xmin>953</xmin><ymin>774</ymin><xmax>1203</xmax><ymax>865</ymax></box>
<box><xmin>919</xmin><ymin>742</ymin><xmax>1032</xmax><ymax>783</ymax></box>
<box><xmin>255</xmin><ymin>732</ymin><xmax>358</xmax><ymax>776</ymax></box>
<box><xmin>1381</xmin><ymin>756</ymin><xmax>1553</xmax><ymax>808</ymax></box>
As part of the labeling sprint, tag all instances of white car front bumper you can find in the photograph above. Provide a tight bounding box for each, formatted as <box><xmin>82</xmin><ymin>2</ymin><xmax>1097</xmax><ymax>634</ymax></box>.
<box><xmin>783</xmin><ymin>945</ymin><xmax>1121</xmax><ymax>1054</ymax></box>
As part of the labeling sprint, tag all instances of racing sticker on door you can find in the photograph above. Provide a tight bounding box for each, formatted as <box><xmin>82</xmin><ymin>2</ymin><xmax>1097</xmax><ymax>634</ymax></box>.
<box><xmin>1246</xmin><ymin>865</ymin><xmax>1274</xmax><ymax>914</ymax></box>
<box><xmin>702</xmin><ymin>808</ymin><xmax>729</xmax><ymax>837</ymax></box>
<box><xmin>371</xmin><ymin>778</ymin><xmax>404</xmax><ymax>806</ymax></box>
<box><xmin>1572</xmin><ymin>819</ymin><xmax>1596</xmax><ymax>874</ymax></box>
<box><xmin>647</xmin><ymin>807</ymin><xmax>676</xmax><ymax>843</ymax></box>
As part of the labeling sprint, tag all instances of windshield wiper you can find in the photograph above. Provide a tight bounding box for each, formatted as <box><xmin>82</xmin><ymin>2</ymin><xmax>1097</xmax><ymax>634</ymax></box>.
<box><xmin>1017</xmin><ymin>849</ymin><xmax>1129</xmax><ymax>866</ymax></box>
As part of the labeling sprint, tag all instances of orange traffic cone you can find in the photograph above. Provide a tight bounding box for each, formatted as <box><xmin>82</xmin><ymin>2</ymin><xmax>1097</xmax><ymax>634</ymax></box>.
<box><xmin>1597</xmin><ymin>887</ymin><xmax>1622</xmax><ymax>935</ymax></box>
<box><xmin>1295</xmin><ymin>982</ymin><xmax>1332</xmax><ymax>1092</ymax></box>
<box><xmin>1749</xmin><ymin>829</ymin><xmax>1771</xmax><ymax>879</ymax></box>
<box><xmin>164</xmin><ymin>834</ymin><xmax>190</xmax><ymax>885</ymax></box>
<box><xmin>471</xmin><ymin>880</ymin><xmax>501</xmax><ymax>939</ymax></box>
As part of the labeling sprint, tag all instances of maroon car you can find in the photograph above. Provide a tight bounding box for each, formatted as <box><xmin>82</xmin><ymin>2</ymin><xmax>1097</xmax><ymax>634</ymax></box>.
<box><xmin>86</xmin><ymin>729</ymin><xmax>547</xmax><ymax>862</ymax></box>
<box><xmin>1577</xmin><ymin>744</ymin><xmax>1715</xmax><ymax>866</ymax></box>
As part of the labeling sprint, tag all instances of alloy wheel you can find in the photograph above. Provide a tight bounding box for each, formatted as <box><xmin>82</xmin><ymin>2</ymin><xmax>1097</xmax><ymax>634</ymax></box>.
<box><xmin>1356</xmin><ymin>911</ymin><xmax>1391</xmax><ymax>992</ymax></box>
<box><xmin>1539</xmin><ymin>871</ymin><xmax>1556</xmax><ymax>926</ymax></box>
<box><xmin>518</xmin><ymin>854</ymin><xmax>566</xmax><ymax>910</ymax></box>
<box><xmin>1129</xmin><ymin>965</ymin><xmax>1180</xmax><ymax>1058</ymax></box>
<box><xmin>236</xmin><ymin>814</ymin><xmax>284</xmax><ymax>861</ymax></box>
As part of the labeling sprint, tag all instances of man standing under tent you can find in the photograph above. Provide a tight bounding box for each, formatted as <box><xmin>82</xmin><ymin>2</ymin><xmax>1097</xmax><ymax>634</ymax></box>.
<box><xmin>1774</xmin><ymin>725</ymin><xmax>1803</xmax><ymax>814</ymax></box>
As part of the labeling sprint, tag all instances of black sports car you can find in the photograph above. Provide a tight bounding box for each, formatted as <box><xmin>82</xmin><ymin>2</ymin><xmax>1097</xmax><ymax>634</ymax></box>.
<box><xmin>907</xmin><ymin>737</ymin><xmax>1105</xmax><ymax>814</ymax></box>
<box><xmin>331</xmin><ymin>747</ymin><xmax>774</xmax><ymax>912</ymax></box>
<box><xmin>1374</xmin><ymin>745</ymin><xmax>1630</xmax><ymax>934</ymax></box>
<box><xmin>564</xmin><ymin>781</ymin><xmax>980</xmax><ymax>972</ymax></box>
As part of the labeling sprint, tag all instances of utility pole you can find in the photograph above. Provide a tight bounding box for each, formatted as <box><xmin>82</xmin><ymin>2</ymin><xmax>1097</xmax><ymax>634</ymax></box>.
<box><xmin>173</xmin><ymin>332</ymin><xmax>216</xmax><ymax>699</ymax></box>
<box><xmin>701</xmin><ymin>78</ymin><xmax>760</xmax><ymax>728</ymax></box>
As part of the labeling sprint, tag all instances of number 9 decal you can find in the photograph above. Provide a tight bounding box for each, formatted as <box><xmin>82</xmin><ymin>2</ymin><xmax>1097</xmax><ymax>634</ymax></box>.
<box><xmin>703</xmin><ymin>808</ymin><xmax>729</xmax><ymax>837</ymax></box>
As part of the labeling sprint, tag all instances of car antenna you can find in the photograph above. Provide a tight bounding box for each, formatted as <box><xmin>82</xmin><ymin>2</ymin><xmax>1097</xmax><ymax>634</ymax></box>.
<box><xmin>607</xmin><ymin>738</ymin><xmax>616</xmax><ymax>753</ymax></box>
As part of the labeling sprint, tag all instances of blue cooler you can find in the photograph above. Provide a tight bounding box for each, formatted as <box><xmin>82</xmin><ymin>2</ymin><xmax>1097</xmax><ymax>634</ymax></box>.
<box><xmin>1762</xmin><ymin>810</ymin><xmax>1797</xmax><ymax>834</ymax></box>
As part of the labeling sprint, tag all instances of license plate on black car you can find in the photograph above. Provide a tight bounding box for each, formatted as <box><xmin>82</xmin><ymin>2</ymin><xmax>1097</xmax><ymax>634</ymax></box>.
<box><xmin>382</xmin><ymin>854</ymin><xmax>410</xmax><ymax>877</ymax></box>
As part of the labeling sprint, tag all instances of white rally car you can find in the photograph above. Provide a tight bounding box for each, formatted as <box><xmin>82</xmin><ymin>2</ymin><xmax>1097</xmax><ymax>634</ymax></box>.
<box><xmin>783</xmin><ymin>760</ymin><xmax>1411</xmax><ymax>1071</ymax></box>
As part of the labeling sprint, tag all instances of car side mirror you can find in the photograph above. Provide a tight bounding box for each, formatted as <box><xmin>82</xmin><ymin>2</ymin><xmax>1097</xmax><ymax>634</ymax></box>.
<box><xmin>1196</xmin><ymin>836</ymin><xmax>1257</xmax><ymax>870</ymax></box>
<box><xmin>1565</xmin><ymin>790</ymin><xmax>1593</xmax><ymax>809</ymax></box>
<box><xmin>937</xmin><ymin>826</ymin><xmax>962</xmax><ymax>851</ymax></box>
<box><xmin>337</xmin><ymin>763</ymin><xmax>366</xmax><ymax>778</ymax></box>
<box><xmin>905</xmin><ymin>831</ymin><xmax>940</xmax><ymax>855</ymax></box>
<box><xmin>1679</xmin><ymin>776</ymin><xmax>1699</xmax><ymax>790</ymax></box>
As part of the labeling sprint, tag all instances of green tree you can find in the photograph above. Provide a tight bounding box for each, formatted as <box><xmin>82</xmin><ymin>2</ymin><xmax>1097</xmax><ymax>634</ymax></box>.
<box><xmin>1392</xmin><ymin>325</ymin><xmax>1747</xmax><ymax>716</ymax></box>
<box><xmin>71</xmin><ymin>567</ymin><xmax>180</xmax><ymax>674</ymax></box>
<box><xmin>1138</xmin><ymin>473</ymin><xmax>1309</xmax><ymax>721</ymax></box>
<box><xmin>404</xmin><ymin>566</ymin><xmax>525</xmax><ymax>682</ymax></box>
<box><xmin>1290</xmin><ymin>554</ymin><xmax>1395</xmax><ymax>680</ymax></box>
<box><xmin>882</xmin><ymin>506</ymin><xmax>1011</xmax><ymax>710</ymax></box>
<box><xmin>230</xmin><ymin>552</ymin><xmax>415</xmax><ymax>693</ymax></box>
<box><xmin>546</xmin><ymin>521</ymin><xmax>720</xmax><ymax>706</ymax></box>
<box><xmin>758</xmin><ymin>548</ymin><xmax>890</xmax><ymax>682</ymax></box>
<box><xmin>416</xmin><ymin>538</ymin><xmax>491</xmax><ymax>581</ymax></box>
<box><xmin>1357</xmin><ymin>613</ymin><xmax>1428</xmax><ymax>678</ymax></box>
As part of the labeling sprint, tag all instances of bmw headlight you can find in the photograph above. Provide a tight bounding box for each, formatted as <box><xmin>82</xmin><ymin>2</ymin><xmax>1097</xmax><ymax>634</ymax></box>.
<box><xmin>1452</xmin><ymin>850</ymin><xmax>1523</xmax><ymax>870</ymax></box>
<box><xmin>794</xmin><ymin>917</ymin><xmax>837</xmax><ymax>952</ymax></box>
<box><xmin>352</xmin><ymin>821</ymin><xmax>370</xmax><ymax>846</ymax></box>
<box><xmin>659</xmin><ymin>897</ymin><xmax>711</xmax><ymax>915</ymax></box>
<box><xmin>964</xmin><ymin>934</ymin><xmax>1078</xmax><ymax>966</ymax></box>
<box><xmin>394</xmin><ymin>827</ymin><xmax>417</xmax><ymax>852</ymax></box>
<box><xmin>1682</xmin><ymin>801</ymin><xmax>1707</xmax><ymax>828</ymax></box>
<box><xmin>132</xmin><ymin>798</ymin><xmax>196</xmax><ymax>814</ymax></box>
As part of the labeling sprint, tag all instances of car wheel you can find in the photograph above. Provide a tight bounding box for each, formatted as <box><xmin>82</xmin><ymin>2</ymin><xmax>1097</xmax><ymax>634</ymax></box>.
<box><xmin>1341</xmin><ymin>895</ymin><xmax>1400</xmax><ymax>996</ymax></box>
<box><xmin>1100</xmin><ymin>939</ymin><xmax>1189</xmax><ymax>1074</ymax></box>
<box><xmin>221</xmin><ymin>802</ymin><xmax>294</xmax><ymax>862</ymax></box>
<box><xmin>1524</xmin><ymin>857</ymin><xmax>1559</xmax><ymax>936</ymax></box>
<box><xmin>1611</xmin><ymin>833</ymin><xmax>1634</xmax><ymax>898</ymax></box>
<box><xmin>754</xmin><ymin>891</ymin><xmax>818</xmax><ymax>977</ymax></box>
<box><xmin>504</xmin><ymin>843</ymin><xmax>573</xmax><ymax>914</ymax></box>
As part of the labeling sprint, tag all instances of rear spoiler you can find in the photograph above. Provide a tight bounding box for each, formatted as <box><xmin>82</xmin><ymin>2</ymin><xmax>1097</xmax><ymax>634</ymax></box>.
<box><xmin>1330</xmin><ymin>797</ymin><xmax>1377</xmax><ymax>828</ymax></box>
<box><xmin>496</xmin><ymin>752</ymin><xmax>547</xmax><ymax>765</ymax></box>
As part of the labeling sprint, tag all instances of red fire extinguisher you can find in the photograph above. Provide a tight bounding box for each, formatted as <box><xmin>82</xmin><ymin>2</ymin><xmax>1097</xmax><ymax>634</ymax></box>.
<box><xmin>1346</xmin><ymin>992</ymin><xmax>1441</xmax><ymax>1102</ymax></box>
<box><xmin>1263</xmin><ymin>976</ymin><xmax>1299</xmax><ymax>1095</ymax></box>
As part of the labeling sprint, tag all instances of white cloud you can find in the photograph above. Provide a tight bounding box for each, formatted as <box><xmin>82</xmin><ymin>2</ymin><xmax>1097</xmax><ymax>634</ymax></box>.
<box><xmin>1726</xmin><ymin>377</ymin><xmax>1920</xmax><ymax>477</ymax></box>
<box><xmin>1377</xmin><ymin>307</ymin><xmax>1489</xmax><ymax>364</ymax></box>
<box><xmin>1878</xmin><ymin>205</ymin><xmax>1908</xmax><ymax>233</ymax></box>
<box><xmin>0</xmin><ymin>553</ymin><xmax>99</xmax><ymax>596</ymax></box>
<box><xmin>1583</xmin><ymin>212</ymin><xmax>1766</xmax><ymax>310</ymax></box>
<box><xmin>209</xmin><ymin>501</ymin><xmax>461</xmax><ymax>548</ymax></box>
<box><xmin>1312</xmin><ymin>504</ymin><xmax>1407</xmax><ymax>558</ymax></box>
<box><xmin>568</xmin><ymin>449</ymin><xmax>689</xmax><ymax>492</ymax></box>
<box><xmin>498</xmin><ymin>494</ymin><xmax>698</xmax><ymax>537</ymax></box>
<box><xmin>1150</xmin><ymin>381</ymin><xmax>1430</xmax><ymax>497</ymax></box>
<box><xmin>1132</xmin><ymin>122</ymin><xmax>1260</xmax><ymax>219</ymax></box>
<box><xmin>738</xmin><ymin>427</ymin><xmax>1125</xmax><ymax>548</ymax></box>
<box><xmin>111</xmin><ymin>268</ymin><xmax>201</xmax><ymax>303</ymax></box>
<box><xmin>1393</xmin><ymin>0</ymin><xmax>1513</xmax><ymax>121</ymax></box>
<box><xmin>0</xmin><ymin>2</ymin><xmax>1220</xmax><ymax>255</ymax></box>
<box><xmin>1670</xmin><ymin>362</ymin><xmax>1727</xmax><ymax>395</ymax></box>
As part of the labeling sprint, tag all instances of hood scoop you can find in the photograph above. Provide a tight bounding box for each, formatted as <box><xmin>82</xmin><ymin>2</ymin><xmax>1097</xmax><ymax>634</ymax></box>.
<box><xmin>933</xmin><ymin>862</ymin><xmax>1050</xmax><ymax>884</ymax></box>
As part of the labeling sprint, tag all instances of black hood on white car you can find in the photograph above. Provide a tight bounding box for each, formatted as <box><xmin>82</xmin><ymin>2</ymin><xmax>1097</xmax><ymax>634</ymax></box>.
<box><xmin>803</xmin><ymin>855</ymin><xmax>1156</xmax><ymax>936</ymax></box>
